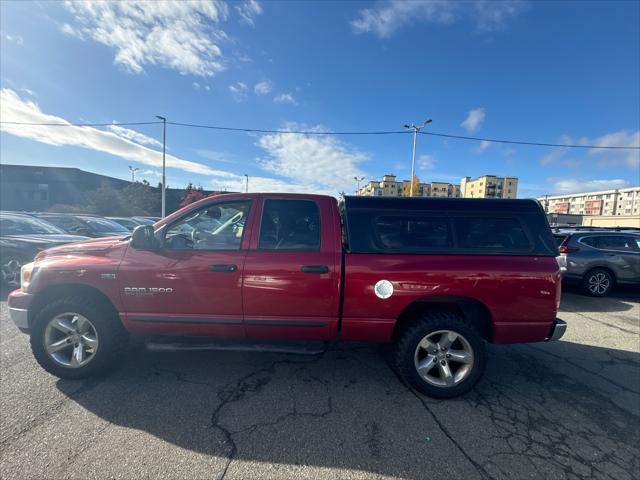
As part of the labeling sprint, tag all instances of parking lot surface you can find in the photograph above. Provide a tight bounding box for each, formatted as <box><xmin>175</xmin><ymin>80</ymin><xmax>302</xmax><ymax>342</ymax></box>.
<box><xmin>1</xmin><ymin>288</ymin><xmax>638</xmax><ymax>480</ymax></box>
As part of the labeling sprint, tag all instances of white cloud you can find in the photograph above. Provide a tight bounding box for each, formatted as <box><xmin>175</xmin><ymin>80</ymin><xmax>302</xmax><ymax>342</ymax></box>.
<box><xmin>195</xmin><ymin>149</ymin><xmax>237</xmax><ymax>164</ymax></box>
<box><xmin>254</xmin><ymin>80</ymin><xmax>273</xmax><ymax>95</ymax></box>
<box><xmin>4</xmin><ymin>34</ymin><xmax>24</xmax><ymax>45</ymax></box>
<box><xmin>108</xmin><ymin>124</ymin><xmax>163</xmax><ymax>148</ymax></box>
<box><xmin>0</xmin><ymin>89</ymin><xmax>369</xmax><ymax>196</ymax></box>
<box><xmin>474</xmin><ymin>139</ymin><xmax>492</xmax><ymax>153</ymax></box>
<box><xmin>255</xmin><ymin>125</ymin><xmax>368</xmax><ymax>193</ymax></box>
<box><xmin>273</xmin><ymin>93</ymin><xmax>297</xmax><ymax>105</ymax></box>
<box><xmin>548</xmin><ymin>178</ymin><xmax>630</xmax><ymax>195</ymax></box>
<box><xmin>235</xmin><ymin>0</ymin><xmax>263</xmax><ymax>26</ymax></box>
<box><xmin>461</xmin><ymin>108</ymin><xmax>485</xmax><ymax>133</ymax></box>
<box><xmin>62</xmin><ymin>0</ymin><xmax>230</xmax><ymax>77</ymax></box>
<box><xmin>0</xmin><ymin>89</ymin><xmax>236</xmax><ymax>178</ymax></box>
<box><xmin>539</xmin><ymin>130</ymin><xmax>639</xmax><ymax>169</ymax></box>
<box><xmin>351</xmin><ymin>0</ymin><xmax>528</xmax><ymax>38</ymax></box>
<box><xmin>229</xmin><ymin>81</ymin><xmax>248</xmax><ymax>101</ymax></box>
<box><xmin>417</xmin><ymin>154</ymin><xmax>436</xmax><ymax>170</ymax></box>
<box><xmin>61</xmin><ymin>23</ymin><xmax>83</xmax><ymax>39</ymax></box>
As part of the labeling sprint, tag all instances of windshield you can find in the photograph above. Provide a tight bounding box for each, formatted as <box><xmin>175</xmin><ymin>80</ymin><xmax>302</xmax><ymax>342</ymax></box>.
<box><xmin>80</xmin><ymin>217</ymin><xmax>130</xmax><ymax>233</ymax></box>
<box><xmin>0</xmin><ymin>215</ymin><xmax>66</xmax><ymax>235</ymax></box>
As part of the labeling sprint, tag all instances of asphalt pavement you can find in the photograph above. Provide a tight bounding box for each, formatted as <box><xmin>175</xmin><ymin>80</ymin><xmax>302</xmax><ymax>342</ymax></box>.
<box><xmin>1</xmin><ymin>287</ymin><xmax>638</xmax><ymax>480</ymax></box>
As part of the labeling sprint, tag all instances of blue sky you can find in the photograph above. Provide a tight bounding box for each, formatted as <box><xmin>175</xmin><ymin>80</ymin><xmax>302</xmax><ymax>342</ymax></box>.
<box><xmin>1</xmin><ymin>0</ymin><xmax>639</xmax><ymax>197</ymax></box>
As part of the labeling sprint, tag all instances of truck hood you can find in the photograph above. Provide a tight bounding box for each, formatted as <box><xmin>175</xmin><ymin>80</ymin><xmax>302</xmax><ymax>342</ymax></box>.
<box><xmin>36</xmin><ymin>235</ymin><xmax>129</xmax><ymax>259</ymax></box>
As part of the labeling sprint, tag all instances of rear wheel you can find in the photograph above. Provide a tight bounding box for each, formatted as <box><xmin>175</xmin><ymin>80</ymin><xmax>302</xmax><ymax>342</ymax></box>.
<box><xmin>583</xmin><ymin>268</ymin><xmax>614</xmax><ymax>297</ymax></box>
<box><xmin>30</xmin><ymin>296</ymin><xmax>129</xmax><ymax>379</ymax></box>
<box><xmin>394</xmin><ymin>311</ymin><xmax>486</xmax><ymax>398</ymax></box>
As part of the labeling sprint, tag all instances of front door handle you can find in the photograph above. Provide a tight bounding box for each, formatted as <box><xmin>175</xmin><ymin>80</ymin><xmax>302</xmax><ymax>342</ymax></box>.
<box><xmin>209</xmin><ymin>264</ymin><xmax>238</xmax><ymax>272</ymax></box>
<box><xmin>301</xmin><ymin>265</ymin><xmax>329</xmax><ymax>274</ymax></box>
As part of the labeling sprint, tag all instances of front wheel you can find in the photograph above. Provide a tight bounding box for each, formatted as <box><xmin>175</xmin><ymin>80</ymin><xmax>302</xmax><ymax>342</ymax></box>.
<box><xmin>394</xmin><ymin>311</ymin><xmax>486</xmax><ymax>399</ymax></box>
<box><xmin>30</xmin><ymin>296</ymin><xmax>129</xmax><ymax>379</ymax></box>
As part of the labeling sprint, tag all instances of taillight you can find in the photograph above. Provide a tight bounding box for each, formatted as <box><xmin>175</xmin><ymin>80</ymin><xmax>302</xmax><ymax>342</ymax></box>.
<box><xmin>559</xmin><ymin>245</ymin><xmax>579</xmax><ymax>254</ymax></box>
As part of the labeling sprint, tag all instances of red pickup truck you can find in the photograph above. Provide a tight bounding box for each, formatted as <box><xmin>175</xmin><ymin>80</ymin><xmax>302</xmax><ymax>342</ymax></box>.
<box><xmin>8</xmin><ymin>193</ymin><xmax>565</xmax><ymax>398</ymax></box>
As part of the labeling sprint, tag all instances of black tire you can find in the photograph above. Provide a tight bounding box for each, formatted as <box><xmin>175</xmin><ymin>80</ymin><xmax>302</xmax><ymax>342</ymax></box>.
<box><xmin>582</xmin><ymin>268</ymin><xmax>614</xmax><ymax>297</ymax></box>
<box><xmin>30</xmin><ymin>295</ymin><xmax>129</xmax><ymax>379</ymax></box>
<box><xmin>394</xmin><ymin>311</ymin><xmax>486</xmax><ymax>399</ymax></box>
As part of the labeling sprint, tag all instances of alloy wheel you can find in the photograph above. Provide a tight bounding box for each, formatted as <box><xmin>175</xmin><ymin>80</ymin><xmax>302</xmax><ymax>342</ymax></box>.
<box><xmin>1</xmin><ymin>258</ymin><xmax>22</xmax><ymax>288</ymax></box>
<box><xmin>588</xmin><ymin>272</ymin><xmax>610</xmax><ymax>295</ymax></box>
<box><xmin>43</xmin><ymin>313</ymin><xmax>99</xmax><ymax>368</ymax></box>
<box><xmin>414</xmin><ymin>330</ymin><xmax>474</xmax><ymax>387</ymax></box>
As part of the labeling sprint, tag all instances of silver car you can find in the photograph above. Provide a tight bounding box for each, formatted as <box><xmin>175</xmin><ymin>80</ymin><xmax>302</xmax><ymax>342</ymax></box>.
<box><xmin>555</xmin><ymin>230</ymin><xmax>640</xmax><ymax>296</ymax></box>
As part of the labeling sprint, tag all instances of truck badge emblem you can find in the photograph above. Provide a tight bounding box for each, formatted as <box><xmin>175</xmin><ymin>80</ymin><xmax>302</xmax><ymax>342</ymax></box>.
<box><xmin>374</xmin><ymin>280</ymin><xmax>393</xmax><ymax>299</ymax></box>
<box><xmin>124</xmin><ymin>287</ymin><xmax>173</xmax><ymax>295</ymax></box>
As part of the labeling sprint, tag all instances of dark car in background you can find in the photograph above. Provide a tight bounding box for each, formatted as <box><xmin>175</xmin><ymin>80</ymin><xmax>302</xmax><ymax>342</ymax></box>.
<box><xmin>556</xmin><ymin>230</ymin><xmax>640</xmax><ymax>296</ymax></box>
<box><xmin>0</xmin><ymin>212</ymin><xmax>90</xmax><ymax>287</ymax></box>
<box><xmin>132</xmin><ymin>216</ymin><xmax>159</xmax><ymax>224</ymax></box>
<box><xmin>107</xmin><ymin>217</ymin><xmax>145</xmax><ymax>232</ymax></box>
<box><xmin>35</xmin><ymin>213</ymin><xmax>130</xmax><ymax>238</ymax></box>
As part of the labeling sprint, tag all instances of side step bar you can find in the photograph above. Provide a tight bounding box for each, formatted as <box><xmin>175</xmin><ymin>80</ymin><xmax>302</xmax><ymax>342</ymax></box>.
<box><xmin>145</xmin><ymin>338</ymin><xmax>327</xmax><ymax>355</ymax></box>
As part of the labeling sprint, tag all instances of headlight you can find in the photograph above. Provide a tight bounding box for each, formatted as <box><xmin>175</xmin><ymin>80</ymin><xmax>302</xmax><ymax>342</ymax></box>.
<box><xmin>20</xmin><ymin>262</ymin><xmax>35</xmax><ymax>291</ymax></box>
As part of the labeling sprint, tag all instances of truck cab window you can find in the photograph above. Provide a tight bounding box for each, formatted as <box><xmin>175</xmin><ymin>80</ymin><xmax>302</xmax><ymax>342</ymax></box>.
<box><xmin>165</xmin><ymin>201</ymin><xmax>251</xmax><ymax>250</ymax></box>
<box><xmin>259</xmin><ymin>199</ymin><xmax>320</xmax><ymax>250</ymax></box>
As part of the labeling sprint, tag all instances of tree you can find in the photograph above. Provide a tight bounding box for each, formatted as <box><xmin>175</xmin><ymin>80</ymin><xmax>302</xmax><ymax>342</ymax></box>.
<box><xmin>179</xmin><ymin>183</ymin><xmax>207</xmax><ymax>208</ymax></box>
<box><xmin>403</xmin><ymin>176</ymin><xmax>421</xmax><ymax>197</ymax></box>
<box><xmin>84</xmin><ymin>182</ymin><xmax>126</xmax><ymax>215</ymax></box>
<box><xmin>121</xmin><ymin>180</ymin><xmax>161</xmax><ymax>216</ymax></box>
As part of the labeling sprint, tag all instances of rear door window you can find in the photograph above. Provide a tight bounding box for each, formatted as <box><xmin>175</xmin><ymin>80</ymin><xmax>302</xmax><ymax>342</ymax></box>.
<box><xmin>373</xmin><ymin>216</ymin><xmax>452</xmax><ymax>250</ymax></box>
<box><xmin>259</xmin><ymin>199</ymin><xmax>320</xmax><ymax>251</ymax></box>
<box><xmin>454</xmin><ymin>217</ymin><xmax>531</xmax><ymax>251</ymax></box>
<box><xmin>592</xmin><ymin>235</ymin><xmax>639</xmax><ymax>252</ymax></box>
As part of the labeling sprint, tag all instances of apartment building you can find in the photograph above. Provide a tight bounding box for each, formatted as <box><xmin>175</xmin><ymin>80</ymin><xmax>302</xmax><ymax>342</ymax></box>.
<box><xmin>539</xmin><ymin>187</ymin><xmax>640</xmax><ymax>216</ymax></box>
<box><xmin>356</xmin><ymin>175</ymin><xmax>460</xmax><ymax>197</ymax></box>
<box><xmin>460</xmin><ymin>175</ymin><xmax>518</xmax><ymax>199</ymax></box>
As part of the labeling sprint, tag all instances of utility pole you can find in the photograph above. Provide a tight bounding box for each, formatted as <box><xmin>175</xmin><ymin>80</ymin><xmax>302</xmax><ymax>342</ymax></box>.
<box><xmin>244</xmin><ymin>174</ymin><xmax>249</xmax><ymax>193</ymax></box>
<box><xmin>403</xmin><ymin>119</ymin><xmax>432</xmax><ymax>197</ymax></box>
<box><xmin>156</xmin><ymin>116</ymin><xmax>167</xmax><ymax>217</ymax></box>
<box><xmin>354</xmin><ymin>176</ymin><xmax>365</xmax><ymax>194</ymax></box>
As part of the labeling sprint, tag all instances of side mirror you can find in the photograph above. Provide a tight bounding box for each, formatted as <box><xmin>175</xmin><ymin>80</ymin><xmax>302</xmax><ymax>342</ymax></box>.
<box><xmin>130</xmin><ymin>225</ymin><xmax>160</xmax><ymax>250</ymax></box>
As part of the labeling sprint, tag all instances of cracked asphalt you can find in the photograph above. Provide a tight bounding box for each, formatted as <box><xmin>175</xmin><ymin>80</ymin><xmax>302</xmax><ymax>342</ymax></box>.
<box><xmin>1</xmin><ymin>287</ymin><xmax>639</xmax><ymax>480</ymax></box>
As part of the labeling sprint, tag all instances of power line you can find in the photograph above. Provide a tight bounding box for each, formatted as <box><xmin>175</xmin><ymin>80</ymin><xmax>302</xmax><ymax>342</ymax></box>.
<box><xmin>167</xmin><ymin>121</ymin><xmax>406</xmax><ymax>135</ymax></box>
<box><xmin>1</xmin><ymin>119</ymin><xmax>638</xmax><ymax>150</ymax></box>
<box><xmin>419</xmin><ymin>131</ymin><xmax>639</xmax><ymax>150</ymax></box>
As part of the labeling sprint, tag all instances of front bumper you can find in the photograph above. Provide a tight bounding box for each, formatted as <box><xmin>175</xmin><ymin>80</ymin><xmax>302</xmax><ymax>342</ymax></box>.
<box><xmin>545</xmin><ymin>318</ymin><xmax>567</xmax><ymax>341</ymax></box>
<box><xmin>9</xmin><ymin>307</ymin><xmax>29</xmax><ymax>331</ymax></box>
<box><xmin>7</xmin><ymin>289</ymin><xmax>33</xmax><ymax>333</ymax></box>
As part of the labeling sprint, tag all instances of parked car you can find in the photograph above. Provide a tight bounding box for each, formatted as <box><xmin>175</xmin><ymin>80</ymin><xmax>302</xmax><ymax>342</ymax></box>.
<box><xmin>0</xmin><ymin>212</ymin><xmax>89</xmax><ymax>288</ymax></box>
<box><xmin>131</xmin><ymin>216</ymin><xmax>159</xmax><ymax>225</ymax></box>
<box><xmin>107</xmin><ymin>217</ymin><xmax>145</xmax><ymax>232</ymax></box>
<box><xmin>556</xmin><ymin>231</ymin><xmax>640</xmax><ymax>296</ymax></box>
<box><xmin>8</xmin><ymin>194</ymin><xmax>564</xmax><ymax>399</ymax></box>
<box><xmin>35</xmin><ymin>214</ymin><xmax>130</xmax><ymax>238</ymax></box>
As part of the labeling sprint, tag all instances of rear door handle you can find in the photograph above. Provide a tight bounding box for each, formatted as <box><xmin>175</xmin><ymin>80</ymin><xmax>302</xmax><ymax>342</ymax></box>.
<box><xmin>301</xmin><ymin>265</ymin><xmax>329</xmax><ymax>274</ymax></box>
<box><xmin>209</xmin><ymin>264</ymin><xmax>238</xmax><ymax>272</ymax></box>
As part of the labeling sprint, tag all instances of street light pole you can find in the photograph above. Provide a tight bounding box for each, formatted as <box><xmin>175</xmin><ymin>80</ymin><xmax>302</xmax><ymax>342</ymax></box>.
<box><xmin>156</xmin><ymin>116</ymin><xmax>167</xmax><ymax>217</ymax></box>
<box><xmin>403</xmin><ymin>119</ymin><xmax>432</xmax><ymax>197</ymax></box>
<box><xmin>354</xmin><ymin>176</ymin><xmax>365</xmax><ymax>194</ymax></box>
<box><xmin>244</xmin><ymin>174</ymin><xmax>249</xmax><ymax>193</ymax></box>
<box><xmin>128</xmin><ymin>166</ymin><xmax>139</xmax><ymax>182</ymax></box>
